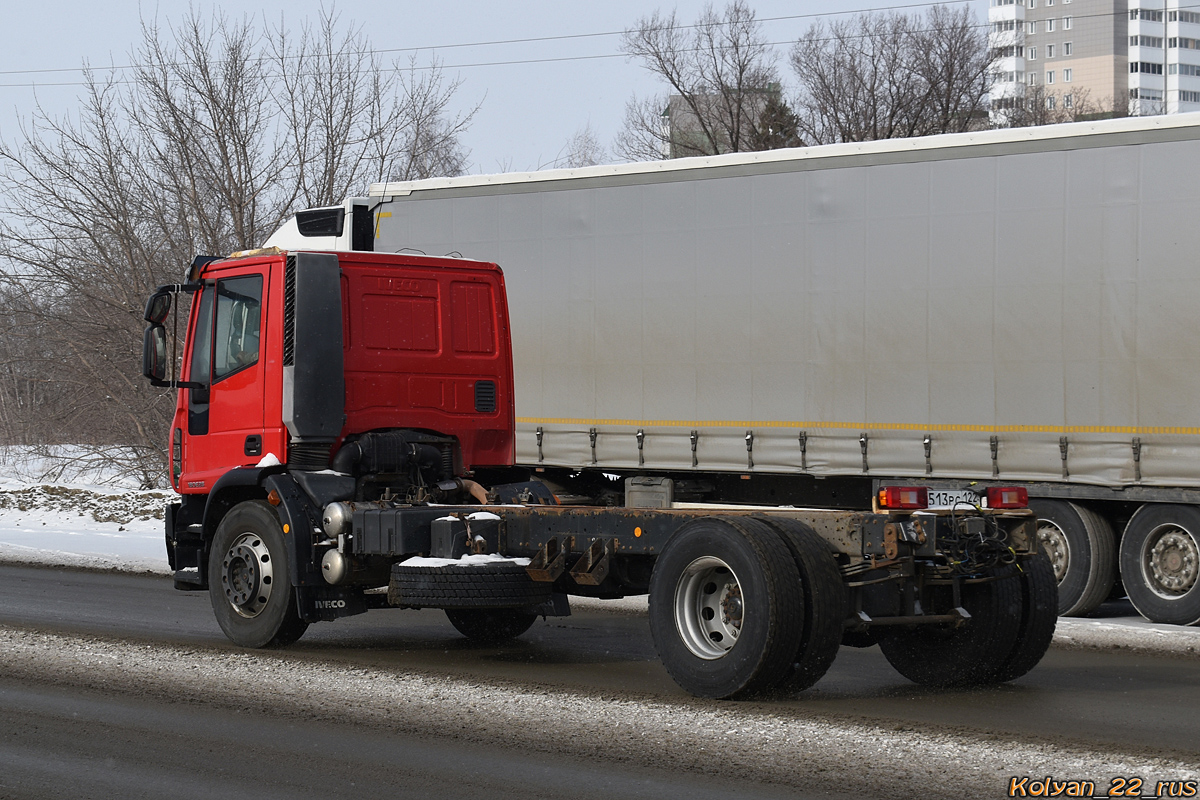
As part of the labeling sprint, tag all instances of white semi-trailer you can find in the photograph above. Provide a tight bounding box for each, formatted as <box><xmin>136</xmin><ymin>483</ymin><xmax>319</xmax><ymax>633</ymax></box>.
<box><xmin>267</xmin><ymin>112</ymin><xmax>1200</xmax><ymax>626</ymax></box>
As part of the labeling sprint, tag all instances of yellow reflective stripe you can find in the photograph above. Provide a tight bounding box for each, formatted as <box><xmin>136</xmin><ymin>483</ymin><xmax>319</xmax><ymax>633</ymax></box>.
<box><xmin>516</xmin><ymin>418</ymin><xmax>1200</xmax><ymax>436</ymax></box>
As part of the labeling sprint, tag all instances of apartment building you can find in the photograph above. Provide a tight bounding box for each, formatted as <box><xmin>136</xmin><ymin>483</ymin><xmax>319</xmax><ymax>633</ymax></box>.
<box><xmin>988</xmin><ymin>0</ymin><xmax>1200</xmax><ymax>120</ymax></box>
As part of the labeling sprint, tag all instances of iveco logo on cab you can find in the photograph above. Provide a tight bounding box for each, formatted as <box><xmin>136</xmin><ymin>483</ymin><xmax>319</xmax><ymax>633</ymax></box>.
<box><xmin>315</xmin><ymin>600</ymin><xmax>346</xmax><ymax>609</ymax></box>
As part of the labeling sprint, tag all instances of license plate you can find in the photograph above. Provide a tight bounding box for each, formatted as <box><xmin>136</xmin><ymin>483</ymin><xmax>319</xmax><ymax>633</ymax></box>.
<box><xmin>926</xmin><ymin>489</ymin><xmax>984</xmax><ymax>510</ymax></box>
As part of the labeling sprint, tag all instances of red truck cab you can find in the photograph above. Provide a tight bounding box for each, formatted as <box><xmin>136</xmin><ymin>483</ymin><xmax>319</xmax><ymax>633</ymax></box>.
<box><xmin>144</xmin><ymin>249</ymin><xmax>515</xmax><ymax>595</ymax></box>
<box><xmin>162</xmin><ymin>250</ymin><xmax>515</xmax><ymax>492</ymax></box>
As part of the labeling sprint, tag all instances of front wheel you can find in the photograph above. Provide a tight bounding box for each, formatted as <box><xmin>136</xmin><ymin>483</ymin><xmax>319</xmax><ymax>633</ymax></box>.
<box><xmin>648</xmin><ymin>517</ymin><xmax>802</xmax><ymax>699</ymax></box>
<box><xmin>208</xmin><ymin>500</ymin><xmax>308</xmax><ymax>648</ymax></box>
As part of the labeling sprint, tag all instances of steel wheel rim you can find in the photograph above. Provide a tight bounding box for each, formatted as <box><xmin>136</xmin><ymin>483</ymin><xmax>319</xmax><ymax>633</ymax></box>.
<box><xmin>674</xmin><ymin>556</ymin><xmax>743</xmax><ymax>660</ymax></box>
<box><xmin>221</xmin><ymin>532</ymin><xmax>274</xmax><ymax>618</ymax></box>
<box><xmin>1036</xmin><ymin>521</ymin><xmax>1070</xmax><ymax>584</ymax></box>
<box><xmin>1141</xmin><ymin>524</ymin><xmax>1199</xmax><ymax>599</ymax></box>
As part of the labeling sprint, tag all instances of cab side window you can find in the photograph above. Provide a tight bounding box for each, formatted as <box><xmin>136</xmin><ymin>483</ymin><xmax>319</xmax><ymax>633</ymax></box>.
<box><xmin>213</xmin><ymin>275</ymin><xmax>263</xmax><ymax>381</ymax></box>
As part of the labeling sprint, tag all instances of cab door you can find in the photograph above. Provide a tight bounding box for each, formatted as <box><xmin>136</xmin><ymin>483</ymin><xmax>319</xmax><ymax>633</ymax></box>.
<box><xmin>177</xmin><ymin>267</ymin><xmax>269</xmax><ymax>491</ymax></box>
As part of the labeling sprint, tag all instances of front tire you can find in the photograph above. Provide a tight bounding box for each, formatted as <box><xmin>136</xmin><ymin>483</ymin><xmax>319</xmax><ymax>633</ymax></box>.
<box><xmin>648</xmin><ymin>517</ymin><xmax>802</xmax><ymax>699</ymax></box>
<box><xmin>208</xmin><ymin>500</ymin><xmax>308</xmax><ymax>648</ymax></box>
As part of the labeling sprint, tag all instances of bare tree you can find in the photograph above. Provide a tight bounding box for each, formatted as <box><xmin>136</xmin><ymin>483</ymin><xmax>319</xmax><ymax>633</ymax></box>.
<box><xmin>912</xmin><ymin>6</ymin><xmax>995</xmax><ymax>134</ymax></box>
<box><xmin>546</xmin><ymin>124</ymin><xmax>609</xmax><ymax>169</ymax></box>
<box><xmin>0</xmin><ymin>8</ymin><xmax>475</xmax><ymax>484</ymax></box>
<box><xmin>997</xmin><ymin>85</ymin><xmax>1111</xmax><ymax>127</ymax></box>
<box><xmin>616</xmin><ymin>1</ymin><xmax>787</xmax><ymax>160</ymax></box>
<box><xmin>790</xmin><ymin>5</ymin><xmax>993</xmax><ymax>145</ymax></box>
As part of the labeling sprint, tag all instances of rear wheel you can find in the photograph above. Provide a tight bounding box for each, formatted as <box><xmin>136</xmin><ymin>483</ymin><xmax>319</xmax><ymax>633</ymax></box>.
<box><xmin>993</xmin><ymin>554</ymin><xmax>1059</xmax><ymax>682</ymax></box>
<box><xmin>1028</xmin><ymin>499</ymin><xmax>1115</xmax><ymax>616</ymax></box>
<box><xmin>755</xmin><ymin>517</ymin><xmax>847</xmax><ymax>692</ymax></box>
<box><xmin>445</xmin><ymin>608</ymin><xmax>538</xmax><ymax>642</ymax></box>
<box><xmin>878</xmin><ymin>567</ymin><xmax>1022</xmax><ymax>688</ymax></box>
<box><xmin>840</xmin><ymin>630</ymin><xmax>881</xmax><ymax>648</ymax></box>
<box><xmin>1120</xmin><ymin>504</ymin><xmax>1200</xmax><ymax>625</ymax></box>
<box><xmin>649</xmin><ymin>517</ymin><xmax>802</xmax><ymax>699</ymax></box>
<box><xmin>208</xmin><ymin>500</ymin><xmax>308</xmax><ymax>648</ymax></box>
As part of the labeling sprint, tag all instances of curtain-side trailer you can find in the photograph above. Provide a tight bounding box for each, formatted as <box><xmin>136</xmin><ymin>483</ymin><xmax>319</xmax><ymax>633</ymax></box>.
<box><xmin>266</xmin><ymin>113</ymin><xmax>1200</xmax><ymax>627</ymax></box>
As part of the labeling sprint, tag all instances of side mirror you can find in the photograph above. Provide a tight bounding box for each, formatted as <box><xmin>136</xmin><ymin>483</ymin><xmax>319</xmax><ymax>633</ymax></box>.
<box><xmin>143</xmin><ymin>325</ymin><xmax>168</xmax><ymax>384</ymax></box>
<box><xmin>144</xmin><ymin>290</ymin><xmax>172</xmax><ymax>325</ymax></box>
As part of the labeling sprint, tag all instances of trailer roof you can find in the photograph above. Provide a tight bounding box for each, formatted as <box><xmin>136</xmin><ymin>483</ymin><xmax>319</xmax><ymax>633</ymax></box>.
<box><xmin>370</xmin><ymin>112</ymin><xmax>1200</xmax><ymax>198</ymax></box>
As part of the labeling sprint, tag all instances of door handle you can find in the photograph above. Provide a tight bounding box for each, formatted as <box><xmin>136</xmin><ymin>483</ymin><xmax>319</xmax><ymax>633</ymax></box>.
<box><xmin>244</xmin><ymin>435</ymin><xmax>263</xmax><ymax>457</ymax></box>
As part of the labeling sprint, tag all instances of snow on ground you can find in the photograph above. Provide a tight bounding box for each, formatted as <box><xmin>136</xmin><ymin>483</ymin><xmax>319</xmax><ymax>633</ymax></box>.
<box><xmin>0</xmin><ymin>483</ymin><xmax>171</xmax><ymax>574</ymax></box>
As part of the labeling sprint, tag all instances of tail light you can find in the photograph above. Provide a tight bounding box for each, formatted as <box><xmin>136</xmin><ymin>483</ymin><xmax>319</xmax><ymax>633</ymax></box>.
<box><xmin>878</xmin><ymin>486</ymin><xmax>929</xmax><ymax>510</ymax></box>
<box><xmin>986</xmin><ymin>486</ymin><xmax>1029</xmax><ymax>509</ymax></box>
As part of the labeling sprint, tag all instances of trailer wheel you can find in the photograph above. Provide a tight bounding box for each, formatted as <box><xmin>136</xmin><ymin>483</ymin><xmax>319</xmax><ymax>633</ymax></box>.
<box><xmin>1028</xmin><ymin>499</ymin><xmax>1115</xmax><ymax>616</ymax></box>
<box><xmin>208</xmin><ymin>500</ymin><xmax>308</xmax><ymax>648</ymax></box>
<box><xmin>993</xmin><ymin>553</ymin><xmax>1059</xmax><ymax>682</ymax></box>
<box><xmin>648</xmin><ymin>517</ymin><xmax>802</xmax><ymax>699</ymax></box>
<box><xmin>877</xmin><ymin>567</ymin><xmax>1022</xmax><ymax>688</ymax></box>
<box><xmin>755</xmin><ymin>517</ymin><xmax>847</xmax><ymax>691</ymax></box>
<box><xmin>1120</xmin><ymin>504</ymin><xmax>1200</xmax><ymax>625</ymax></box>
<box><xmin>445</xmin><ymin>608</ymin><xmax>538</xmax><ymax>642</ymax></box>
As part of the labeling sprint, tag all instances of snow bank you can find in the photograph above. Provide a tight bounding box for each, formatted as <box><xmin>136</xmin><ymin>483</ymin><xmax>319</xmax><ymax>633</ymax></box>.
<box><xmin>0</xmin><ymin>502</ymin><xmax>169</xmax><ymax>574</ymax></box>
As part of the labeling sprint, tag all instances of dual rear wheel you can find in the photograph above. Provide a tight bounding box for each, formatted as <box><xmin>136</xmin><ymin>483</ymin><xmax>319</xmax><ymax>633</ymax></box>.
<box><xmin>877</xmin><ymin>554</ymin><xmax>1057</xmax><ymax>687</ymax></box>
<box><xmin>1120</xmin><ymin>504</ymin><xmax>1200</xmax><ymax>626</ymax></box>
<box><xmin>648</xmin><ymin>516</ymin><xmax>808</xmax><ymax>699</ymax></box>
<box><xmin>649</xmin><ymin>516</ymin><xmax>1057</xmax><ymax>698</ymax></box>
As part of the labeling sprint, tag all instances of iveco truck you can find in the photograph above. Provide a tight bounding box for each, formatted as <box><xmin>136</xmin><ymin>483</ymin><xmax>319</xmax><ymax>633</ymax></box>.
<box><xmin>142</xmin><ymin>244</ymin><xmax>1051</xmax><ymax>699</ymax></box>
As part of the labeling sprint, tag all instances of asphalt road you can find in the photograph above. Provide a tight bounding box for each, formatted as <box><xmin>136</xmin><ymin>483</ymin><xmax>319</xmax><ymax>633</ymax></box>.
<box><xmin>0</xmin><ymin>678</ymin><xmax>814</xmax><ymax>800</ymax></box>
<box><xmin>0</xmin><ymin>564</ymin><xmax>1198</xmax><ymax>798</ymax></box>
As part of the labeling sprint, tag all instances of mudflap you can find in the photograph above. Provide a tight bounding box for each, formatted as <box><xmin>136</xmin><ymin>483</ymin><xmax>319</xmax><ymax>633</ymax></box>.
<box><xmin>168</xmin><ymin>497</ymin><xmax>207</xmax><ymax>591</ymax></box>
<box><xmin>295</xmin><ymin>585</ymin><xmax>369</xmax><ymax>623</ymax></box>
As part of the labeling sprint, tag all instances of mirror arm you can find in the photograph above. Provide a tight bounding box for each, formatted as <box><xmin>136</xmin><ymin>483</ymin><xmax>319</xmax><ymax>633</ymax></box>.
<box><xmin>153</xmin><ymin>282</ymin><xmax>201</xmax><ymax>295</ymax></box>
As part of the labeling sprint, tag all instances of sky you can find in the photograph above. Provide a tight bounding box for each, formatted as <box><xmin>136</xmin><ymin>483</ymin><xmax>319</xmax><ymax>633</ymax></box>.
<box><xmin>0</xmin><ymin>0</ymin><xmax>988</xmax><ymax>176</ymax></box>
